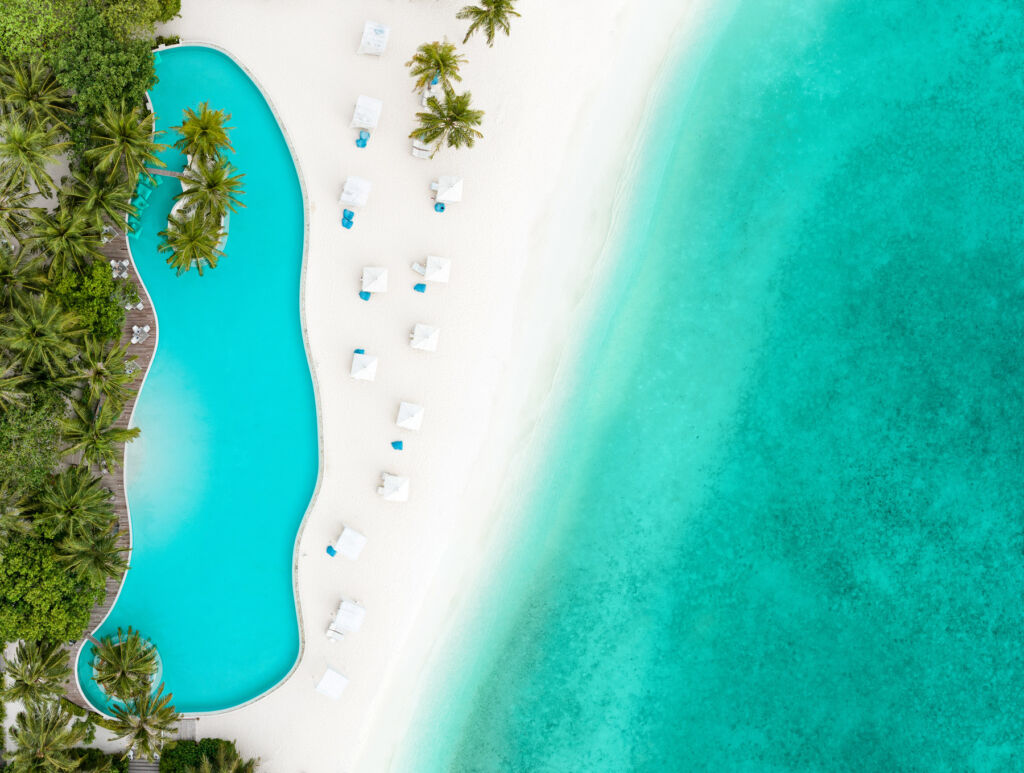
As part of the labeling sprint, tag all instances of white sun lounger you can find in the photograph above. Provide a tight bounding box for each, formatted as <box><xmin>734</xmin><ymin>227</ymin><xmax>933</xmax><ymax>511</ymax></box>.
<box><xmin>358</xmin><ymin>21</ymin><xmax>390</xmax><ymax>55</ymax></box>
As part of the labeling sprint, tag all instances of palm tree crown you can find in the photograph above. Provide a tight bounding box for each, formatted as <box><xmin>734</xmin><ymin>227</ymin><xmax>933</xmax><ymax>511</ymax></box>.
<box><xmin>59</xmin><ymin>526</ymin><xmax>128</xmax><ymax>586</ymax></box>
<box><xmin>9</xmin><ymin>701</ymin><xmax>89</xmax><ymax>773</ymax></box>
<box><xmin>73</xmin><ymin>336</ymin><xmax>137</xmax><ymax>408</ymax></box>
<box><xmin>0</xmin><ymin>172</ymin><xmax>39</xmax><ymax>241</ymax></box>
<box><xmin>63</xmin><ymin>168</ymin><xmax>136</xmax><ymax>230</ymax></box>
<box><xmin>3</xmin><ymin>640</ymin><xmax>72</xmax><ymax>707</ymax></box>
<box><xmin>0</xmin><ymin>241</ymin><xmax>46</xmax><ymax>308</ymax></box>
<box><xmin>87</xmin><ymin>101</ymin><xmax>165</xmax><ymax>185</ymax></box>
<box><xmin>0</xmin><ymin>293</ymin><xmax>84</xmax><ymax>378</ymax></box>
<box><xmin>187</xmin><ymin>744</ymin><xmax>260</xmax><ymax>773</ymax></box>
<box><xmin>0</xmin><ymin>118</ymin><xmax>68</xmax><ymax>196</ymax></box>
<box><xmin>26</xmin><ymin>204</ymin><xmax>105</xmax><ymax>278</ymax></box>
<box><xmin>91</xmin><ymin>627</ymin><xmax>158</xmax><ymax>702</ymax></box>
<box><xmin>158</xmin><ymin>211</ymin><xmax>224</xmax><ymax>276</ymax></box>
<box><xmin>106</xmin><ymin>682</ymin><xmax>179</xmax><ymax>762</ymax></box>
<box><xmin>60</xmin><ymin>398</ymin><xmax>140</xmax><ymax>470</ymax></box>
<box><xmin>173</xmin><ymin>102</ymin><xmax>234</xmax><ymax>166</ymax></box>
<box><xmin>456</xmin><ymin>0</ymin><xmax>521</xmax><ymax>46</ymax></box>
<box><xmin>405</xmin><ymin>40</ymin><xmax>467</xmax><ymax>92</ymax></box>
<box><xmin>177</xmin><ymin>158</ymin><xmax>245</xmax><ymax>221</ymax></box>
<box><xmin>410</xmin><ymin>88</ymin><xmax>485</xmax><ymax>156</ymax></box>
<box><xmin>0</xmin><ymin>56</ymin><xmax>72</xmax><ymax>130</ymax></box>
<box><xmin>33</xmin><ymin>464</ymin><xmax>115</xmax><ymax>539</ymax></box>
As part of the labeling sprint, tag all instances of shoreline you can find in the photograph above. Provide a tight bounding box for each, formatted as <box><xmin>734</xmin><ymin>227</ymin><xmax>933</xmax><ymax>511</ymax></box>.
<box><xmin>136</xmin><ymin>0</ymin><xmax>723</xmax><ymax>769</ymax></box>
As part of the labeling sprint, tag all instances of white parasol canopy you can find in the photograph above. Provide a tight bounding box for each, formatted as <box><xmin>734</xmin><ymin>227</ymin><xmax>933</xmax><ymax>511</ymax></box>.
<box><xmin>340</xmin><ymin>176</ymin><xmax>372</xmax><ymax>207</ymax></box>
<box><xmin>432</xmin><ymin>176</ymin><xmax>463</xmax><ymax>203</ymax></box>
<box><xmin>351</xmin><ymin>95</ymin><xmax>383</xmax><ymax>129</ymax></box>
<box><xmin>350</xmin><ymin>352</ymin><xmax>377</xmax><ymax>380</ymax></box>
<box><xmin>361</xmin><ymin>266</ymin><xmax>388</xmax><ymax>293</ymax></box>
<box><xmin>357</xmin><ymin>21</ymin><xmax>390</xmax><ymax>55</ymax></box>
<box><xmin>315</xmin><ymin>667</ymin><xmax>348</xmax><ymax>700</ymax></box>
<box><xmin>332</xmin><ymin>600</ymin><xmax>366</xmax><ymax>634</ymax></box>
<box><xmin>410</xmin><ymin>323</ymin><xmax>440</xmax><ymax>352</ymax></box>
<box><xmin>334</xmin><ymin>526</ymin><xmax>367</xmax><ymax>560</ymax></box>
<box><xmin>377</xmin><ymin>473</ymin><xmax>409</xmax><ymax>502</ymax></box>
<box><xmin>422</xmin><ymin>255</ymin><xmax>451</xmax><ymax>283</ymax></box>
<box><xmin>396</xmin><ymin>402</ymin><xmax>424</xmax><ymax>431</ymax></box>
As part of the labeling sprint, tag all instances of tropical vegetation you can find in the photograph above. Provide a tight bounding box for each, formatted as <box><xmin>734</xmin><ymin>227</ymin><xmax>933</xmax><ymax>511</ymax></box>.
<box><xmin>160</xmin><ymin>739</ymin><xmax>259</xmax><ymax>773</ymax></box>
<box><xmin>90</xmin><ymin>626</ymin><xmax>158</xmax><ymax>702</ymax></box>
<box><xmin>456</xmin><ymin>0</ymin><xmax>521</xmax><ymax>47</ymax></box>
<box><xmin>405</xmin><ymin>40</ymin><xmax>466</xmax><ymax>92</ymax></box>
<box><xmin>410</xmin><ymin>87</ymin><xmax>485</xmax><ymax>156</ymax></box>
<box><xmin>156</xmin><ymin>102</ymin><xmax>244</xmax><ymax>275</ymax></box>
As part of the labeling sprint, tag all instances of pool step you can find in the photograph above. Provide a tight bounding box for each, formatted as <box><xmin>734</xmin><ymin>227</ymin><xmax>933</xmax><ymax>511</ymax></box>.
<box><xmin>128</xmin><ymin>761</ymin><xmax>159</xmax><ymax>773</ymax></box>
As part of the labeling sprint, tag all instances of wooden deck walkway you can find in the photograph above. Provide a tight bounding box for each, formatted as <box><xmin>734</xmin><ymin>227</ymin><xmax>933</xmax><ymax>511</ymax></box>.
<box><xmin>64</xmin><ymin>233</ymin><xmax>158</xmax><ymax>709</ymax></box>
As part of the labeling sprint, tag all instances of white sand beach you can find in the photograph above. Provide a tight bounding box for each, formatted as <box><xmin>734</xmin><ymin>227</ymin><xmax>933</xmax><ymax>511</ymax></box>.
<box><xmin>139</xmin><ymin>0</ymin><xmax>714</xmax><ymax>770</ymax></box>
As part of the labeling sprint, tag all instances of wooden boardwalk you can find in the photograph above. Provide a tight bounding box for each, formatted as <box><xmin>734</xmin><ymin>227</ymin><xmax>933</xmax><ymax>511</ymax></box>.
<box><xmin>64</xmin><ymin>233</ymin><xmax>158</xmax><ymax>709</ymax></box>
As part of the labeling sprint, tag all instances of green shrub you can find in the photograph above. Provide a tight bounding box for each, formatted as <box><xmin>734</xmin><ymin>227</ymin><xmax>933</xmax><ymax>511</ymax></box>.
<box><xmin>0</xmin><ymin>390</ymin><xmax>63</xmax><ymax>498</ymax></box>
<box><xmin>155</xmin><ymin>35</ymin><xmax>180</xmax><ymax>47</ymax></box>
<box><xmin>52</xmin><ymin>260</ymin><xmax>138</xmax><ymax>342</ymax></box>
<box><xmin>0</xmin><ymin>533</ymin><xmax>105</xmax><ymax>642</ymax></box>
<box><xmin>159</xmin><ymin>739</ymin><xmax>235</xmax><ymax>773</ymax></box>
<box><xmin>155</xmin><ymin>0</ymin><xmax>181</xmax><ymax>23</ymax></box>
<box><xmin>70</xmin><ymin>747</ymin><xmax>130</xmax><ymax>773</ymax></box>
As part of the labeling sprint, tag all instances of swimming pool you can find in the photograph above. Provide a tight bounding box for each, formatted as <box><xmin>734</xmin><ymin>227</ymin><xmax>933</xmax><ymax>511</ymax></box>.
<box><xmin>75</xmin><ymin>46</ymin><xmax>318</xmax><ymax>714</ymax></box>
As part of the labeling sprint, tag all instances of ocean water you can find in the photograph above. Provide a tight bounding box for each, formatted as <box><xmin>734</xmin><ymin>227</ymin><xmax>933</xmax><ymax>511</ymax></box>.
<box><xmin>75</xmin><ymin>46</ymin><xmax>316</xmax><ymax>713</ymax></box>
<box><xmin>406</xmin><ymin>0</ymin><xmax>1024</xmax><ymax>770</ymax></box>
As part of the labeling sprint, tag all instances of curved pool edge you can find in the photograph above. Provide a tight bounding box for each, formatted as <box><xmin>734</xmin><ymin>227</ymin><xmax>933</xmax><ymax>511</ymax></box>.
<box><xmin>73</xmin><ymin>40</ymin><xmax>325</xmax><ymax>719</ymax></box>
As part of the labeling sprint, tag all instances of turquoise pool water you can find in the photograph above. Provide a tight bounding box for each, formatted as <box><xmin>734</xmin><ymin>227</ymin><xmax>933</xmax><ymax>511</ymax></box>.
<box><xmin>75</xmin><ymin>46</ymin><xmax>316</xmax><ymax>714</ymax></box>
<box><xmin>406</xmin><ymin>0</ymin><xmax>1024</xmax><ymax>769</ymax></box>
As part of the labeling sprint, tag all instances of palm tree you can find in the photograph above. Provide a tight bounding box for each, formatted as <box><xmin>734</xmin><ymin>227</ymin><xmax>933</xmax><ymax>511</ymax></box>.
<box><xmin>61</xmin><ymin>399</ymin><xmax>140</xmax><ymax>470</ymax></box>
<box><xmin>33</xmin><ymin>464</ymin><xmax>115</xmax><ymax>539</ymax></box>
<box><xmin>405</xmin><ymin>40</ymin><xmax>466</xmax><ymax>92</ymax></box>
<box><xmin>73</xmin><ymin>336</ymin><xmax>137</xmax><ymax>407</ymax></box>
<box><xmin>105</xmin><ymin>683</ymin><xmax>178</xmax><ymax>761</ymax></box>
<box><xmin>25</xmin><ymin>204</ymin><xmax>105</xmax><ymax>278</ymax></box>
<box><xmin>456</xmin><ymin>0</ymin><xmax>521</xmax><ymax>46</ymax></box>
<box><xmin>0</xmin><ymin>173</ymin><xmax>39</xmax><ymax>241</ymax></box>
<box><xmin>88</xmin><ymin>101</ymin><xmax>165</xmax><ymax>185</ymax></box>
<box><xmin>58</xmin><ymin>527</ymin><xmax>128</xmax><ymax>585</ymax></box>
<box><xmin>91</xmin><ymin>627</ymin><xmax>157</xmax><ymax>701</ymax></box>
<box><xmin>410</xmin><ymin>88</ymin><xmax>485</xmax><ymax>157</ymax></box>
<box><xmin>0</xmin><ymin>56</ymin><xmax>72</xmax><ymax>130</ymax></box>
<box><xmin>63</xmin><ymin>168</ymin><xmax>137</xmax><ymax>230</ymax></box>
<box><xmin>187</xmin><ymin>744</ymin><xmax>259</xmax><ymax>773</ymax></box>
<box><xmin>173</xmin><ymin>102</ymin><xmax>233</xmax><ymax>166</ymax></box>
<box><xmin>0</xmin><ymin>240</ymin><xmax>46</xmax><ymax>307</ymax></box>
<box><xmin>176</xmin><ymin>158</ymin><xmax>245</xmax><ymax>221</ymax></box>
<box><xmin>158</xmin><ymin>212</ymin><xmax>224</xmax><ymax>276</ymax></box>
<box><xmin>0</xmin><ymin>293</ymin><xmax>84</xmax><ymax>377</ymax></box>
<box><xmin>8</xmin><ymin>702</ymin><xmax>89</xmax><ymax>773</ymax></box>
<box><xmin>3</xmin><ymin>640</ymin><xmax>72</xmax><ymax>707</ymax></box>
<box><xmin>0</xmin><ymin>118</ymin><xmax>68</xmax><ymax>196</ymax></box>
<box><xmin>0</xmin><ymin>481</ymin><xmax>31</xmax><ymax>548</ymax></box>
<box><xmin>0</xmin><ymin>360</ymin><xmax>29</xmax><ymax>411</ymax></box>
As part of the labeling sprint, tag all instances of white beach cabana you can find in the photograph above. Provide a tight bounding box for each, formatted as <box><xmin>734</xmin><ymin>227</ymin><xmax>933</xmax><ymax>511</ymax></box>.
<box><xmin>351</xmin><ymin>95</ymin><xmax>383</xmax><ymax>130</ymax></box>
<box><xmin>396</xmin><ymin>402</ymin><xmax>424</xmax><ymax>431</ymax></box>
<box><xmin>315</xmin><ymin>667</ymin><xmax>348</xmax><ymax>700</ymax></box>
<box><xmin>350</xmin><ymin>352</ymin><xmax>378</xmax><ymax>381</ymax></box>
<box><xmin>410</xmin><ymin>323</ymin><xmax>440</xmax><ymax>352</ymax></box>
<box><xmin>431</xmin><ymin>176</ymin><xmax>463</xmax><ymax>203</ymax></box>
<box><xmin>327</xmin><ymin>600</ymin><xmax>366</xmax><ymax>641</ymax></box>
<box><xmin>357</xmin><ymin>21</ymin><xmax>390</xmax><ymax>55</ymax></box>
<box><xmin>361</xmin><ymin>266</ymin><xmax>388</xmax><ymax>293</ymax></box>
<box><xmin>340</xmin><ymin>176</ymin><xmax>372</xmax><ymax>208</ymax></box>
<box><xmin>412</xmin><ymin>255</ymin><xmax>452</xmax><ymax>284</ymax></box>
<box><xmin>377</xmin><ymin>473</ymin><xmax>409</xmax><ymax>502</ymax></box>
<box><xmin>333</xmin><ymin>526</ymin><xmax>367</xmax><ymax>560</ymax></box>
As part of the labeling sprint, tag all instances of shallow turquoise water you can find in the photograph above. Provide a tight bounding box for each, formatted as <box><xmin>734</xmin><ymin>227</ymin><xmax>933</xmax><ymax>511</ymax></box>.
<box><xmin>408</xmin><ymin>0</ymin><xmax>1024</xmax><ymax>769</ymax></box>
<box><xmin>76</xmin><ymin>46</ymin><xmax>316</xmax><ymax>713</ymax></box>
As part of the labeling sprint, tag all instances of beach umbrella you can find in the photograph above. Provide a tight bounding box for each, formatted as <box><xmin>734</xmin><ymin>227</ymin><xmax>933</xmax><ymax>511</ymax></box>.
<box><xmin>340</xmin><ymin>176</ymin><xmax>372</xmax><ymax>207</ymax></box>
<box><xmin>377</xmin><ymin>473</ymin><xmax>410</xmax><ymax>502</ymax></box>
<box><xmin>351</xmin><ymin>96</ymin><xmax>383</xmax><ymax>129</ymax></box>
<box><xmin>422</xmin><ymin>255</ymin><xmax>451</xmax><ymax>283</ymax></box>
<box><xmin>396</xmin><ymin>402</ymin><xmax>424</xmax><ymax>431</ymax></box>
<box><xmin>361</xmin><ymin>266</ymin><xmax>388</xmax><ymax>293</ymax></box>
<box><xmin>333</xmin><ymin>526</ymin><xmax>367</xmax><ymax>560</ymax></box>
<box><xmin>433</xmin><ymin>176</ymin><xmax>463</xmax><ymax>203</ymax></box>
<box><xmin>357</xmin><ymin>21</ymin><xmax>390</xmax><ymax>55</ymax></box>
<box><xmin>315</xmin><ymin>667</ymin><xmax>349</xmax><ymax>700</ymax></box>
<box><xmin>350</xmin><ymin>352</ymin><xmax>378</xmax><ymax>380</ymax></box>
<box><xmin>410</xmin><ymin>323</ymin><xmax>440</xmax><ymax>352</ymax></box>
